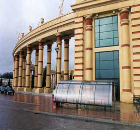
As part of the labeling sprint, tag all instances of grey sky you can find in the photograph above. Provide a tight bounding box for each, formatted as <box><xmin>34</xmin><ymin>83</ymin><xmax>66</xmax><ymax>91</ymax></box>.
<box><xmin>0</xmin><ymin>0</ymin><xmax>76</xmax><ymax>74</ymax></box>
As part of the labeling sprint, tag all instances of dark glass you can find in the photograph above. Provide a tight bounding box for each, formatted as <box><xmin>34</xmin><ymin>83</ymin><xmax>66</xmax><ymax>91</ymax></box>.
<box><xmin>100</xmin><ymin>52</ymin><xmax>113</xmax><ymax>60</ymax></box>
<box><xmin>95</xmin><ymin>53</ymin><xmax>99</xmax><ymax>61</ymax></box>
<box><xmin>100</xmin><ymin>61</ymin><xmax>114</xmax><ymax>69</ymax></box>
<box><xmin>96</xmin><ymin>70</ymin><xmax>100</xmax><ymax>78</ymax></box>
<box><xmin>95</xmin><ymin>51</ymin><xmax>119</xmax><ymax>79</ymax></box>
<box><xmin>96</xmin><ymin>61</ymin><xmax>100</xmax><ymax>69</ymax></box>
<box><xmin>114</xmin><ymin>51</ymin><xmax>119</xmax><ymax>60</ymax></box>
<box><xmin>114</xmin><ymin>69</ymin><xmax>119</xmax><ymax>78</ymax></box>
<box><xmin>114</xmin><ymin>60</ymin><xmax>119</xmax><ymax>69</ymax></box>
<box><xmin>100</xmin><ymin>70</ymin><xmax>114</xmax><ymax>78</ymax></box>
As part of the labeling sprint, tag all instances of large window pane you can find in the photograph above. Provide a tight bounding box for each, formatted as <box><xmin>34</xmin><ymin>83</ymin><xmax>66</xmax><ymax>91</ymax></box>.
<box><xmin>95</xmin><ymin>33</ymin><xmax>99</xmax><ymax>40</ymax></box>
<box><xmin>114</xmin><ymin>31</ymin><xmax>118</xmax><ymax>38</ymax></box>
<box><xmin>100</xmin><ymin>39</ymin><xmax>113</xmax><ymax>47</ymax></box>
<box><xmin>100</xmin><ymin>70</ymin><xmax>114</xmax><ymax>78</ymax></box>
<box><xmin>95</xmin><ymin>15</ymin><xmax>118</xmax><ymax>48</ymax></box>
<box><xmin>114</xmin><ymin>51</ymin><xmax>119</xmax><ymax>60</ymax></box>
<box><xmin>95</xmin><ymin>26</ymin><xmax>99</xmax><ymax>33</ymax></box>
<box><xmin>100</xmin><ymin>52</ymin><xmax>113</xmax><ymax>60</ymax></box>
<box><xmin>114</xmin><ymin>38</ymin><xmax>119</xmax><ymax>45</ymax></box>
<box><xmin>95</xmin><ymin>51</ymin><xmax>119</xmax><ymax>79</ymax></box>
<box><xmin>100</xmin><ymin>17</ymin><xmax>112</xmax><ymax>25</ymax></box>
<box><xmin>95</xmin><ymin>53</ymin><xmax>99</xmax><ymax>61</ymax></box>
<box><xmin>113</xmin><ymin>23</ymin><xmax>118</xmax><ymax>30</ymax></box>
<box><xmin>114</xmin><ymin>60</ymin><xmax>119</xmax><ymax>69</ymax></box>
<box><xmin>100</xmin><ymin>61</ymin><xmax>114</xmax><ymax>69</ymax></box>
<box><xmin>100</xmin><ymin>24</ymin><xmax>113</xmax><ymax>32</ymax></box>
<box><xmin>95</xmin><ymin>19</ymin><xmax>99</xmax><ymax>26</ymax></box>
<box><xmin>113</xmin><ymin>16</ymin><xmax>118</xmax><ymax>23</ymax></box>
<box><xmin>96</xmin><ymin>61</ymin><xmax>100</xmax><ymax>69</ymax></box>
<box><xmin>100</xmin><ymin>31</ymin><xmax>113</xmax><ymax>39</ymax></box>
<box><xmin>95</xmin><ymin>40</ymin><xmax>99</xmax><ymax>48</ymax></box>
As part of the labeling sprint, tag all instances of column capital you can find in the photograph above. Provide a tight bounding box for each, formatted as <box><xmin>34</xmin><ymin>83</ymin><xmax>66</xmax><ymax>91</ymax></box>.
<box><xmin>55</xmin><ymin>32</ymin><xmax>62</xmax><ymax>37</ymax></box>
<box><xmin>119</xmin><ymin>7</ymin><xmax>129</xmax><ymax>13</ymax></box>
<box><xmin>85</xmin><ymin>14</ymin><xmax>93</xmax><ymax>29</ymax></box>
<box><xmin>119</xmin><ymin>7</ymin><xmax>129</xmax><ymax>20</ymax></box>
<box><xmin>85</xmin><ymin>14</ymin><xmax>93</xmax><ymax>20</ymax></box>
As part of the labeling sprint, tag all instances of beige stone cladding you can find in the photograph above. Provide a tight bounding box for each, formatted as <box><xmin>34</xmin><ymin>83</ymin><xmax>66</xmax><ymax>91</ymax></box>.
<box><xmin>74</xmin><ymin>16</ymin><xmax>84</xmax><ymax>81</ymax></box>
<box><xmin>131</xmin><ymin>4</ymin><xmax>140</xmax><ymax>96</ymax></box>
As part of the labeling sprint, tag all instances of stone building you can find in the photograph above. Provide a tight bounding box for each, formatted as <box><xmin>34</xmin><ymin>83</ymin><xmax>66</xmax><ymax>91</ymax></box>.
<box><xmin>13</xmin><ymin>0</ymin><xmax>140</xmax><ymax>103</ymax></box>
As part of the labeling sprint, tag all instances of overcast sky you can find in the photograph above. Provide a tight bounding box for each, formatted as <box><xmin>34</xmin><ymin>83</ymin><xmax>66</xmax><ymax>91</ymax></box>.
<box><xmin>0</xmin><ymin>0</ymin><xmax>76</xmax><ymax>74</ymax></box>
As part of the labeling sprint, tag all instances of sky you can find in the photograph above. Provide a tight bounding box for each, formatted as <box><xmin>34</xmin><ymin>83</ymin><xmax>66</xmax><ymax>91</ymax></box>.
<box><xmin>0</xmin><ymin>0</ymin><xmax>76</xmax><ymax>74</ymax></box>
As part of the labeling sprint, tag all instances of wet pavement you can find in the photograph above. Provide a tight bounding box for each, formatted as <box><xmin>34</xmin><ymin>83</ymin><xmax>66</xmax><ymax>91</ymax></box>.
<box><xmin>0</xmin><ymin>92</ymin><xmax>140</xmax><ymax>130</ymax></box>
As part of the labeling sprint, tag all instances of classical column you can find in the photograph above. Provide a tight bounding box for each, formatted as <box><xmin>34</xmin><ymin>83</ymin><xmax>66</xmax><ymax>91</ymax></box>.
<box><xmin>34</xmin><ymin>49</ymin><xmax>39</xmax><ymax>89</ymax></box>
<box><xmin>12</xmin><ymin>58</ymin><xmax>15</xmax><ymax>88</ymax></box>
<box><xmin>22</xmin><ymin>56</ymin><xmax>26</xmax><ymax>87</ymax></box>
<box><xmin>18</xmin><ymin>51</ymin><xmax>24</xmax><ymax>91</ymax></box>
<box><xmin>120</xmin><ymin>8</ymin><xmax>133</xmax><ymax>103</ymax></box>
<box><xmin>64</xmin><ymin>38</ymin><xmax>69</xmax><ymax>80</ymax></box>
<box><xmin>25</xmin><ymin>45</ymin><xmax>31</xmax><ymax>92</ymax></box>
<box><xmin>56</xmin><ymin>33</ymin><xmax>62</xmax><ymax>83</ymax></box>
<box><xmin>45</xmin><ymin>44</ymin><xmax>52</xmax><ymax>93</ymax></box>
<box><xmin>15</xmin><ymin>55</ymin><xmax>19</xmax><ymax>89</ymax></box>
<box><xmin>35</xmin><ymin>42</ymin><xmax>44</xmax><ymax>93</ymax></box>
<box><xmin>85</xmin><ymin>15</ymin><xmax>93</xmax><ymax>81</ymax></box>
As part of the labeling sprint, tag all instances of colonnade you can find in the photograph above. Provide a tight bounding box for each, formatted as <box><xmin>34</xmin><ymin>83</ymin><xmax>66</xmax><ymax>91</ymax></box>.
<box><xmin>12</xmin><ymin>33</ymin><xmax>71</xmax><ymax>93</ymax></box>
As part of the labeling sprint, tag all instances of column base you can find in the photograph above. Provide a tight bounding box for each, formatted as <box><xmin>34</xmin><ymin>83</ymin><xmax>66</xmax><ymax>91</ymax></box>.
<box><xmin>12</xmin><ymin>87</ymin><xmax>17</xmax><ymax>91</ymax></box>
<box><xmin>34</xmin><ymin>88</ymin><xmax>44</xmax><ymax>93</ymax></box>
<box><xmin>17</xmin><ymin>87</ymin><xmax>24</xmax><ymax>91</ymax></box>
<box><xmin>121</xmin><ymin>92</ymin><xmax>133</xmax><ymax>103</ymax></box>
<box><xmin>32</xmin><ymin>88</ymin><xmax>37</xmax><ymax>92</ymax></box>
<box><xmin>24</xmin><ymin>88</ymin><xmax>31</xmax><ymax>92</ymax></box>
<box><xmin>44</xmin><ymin>88</ymin><xmax>52</xmax><ymax>93</ymax></box>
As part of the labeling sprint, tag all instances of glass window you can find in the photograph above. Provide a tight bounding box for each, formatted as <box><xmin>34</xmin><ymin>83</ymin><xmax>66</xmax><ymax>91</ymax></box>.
<box><xmin>100</xmin><ymin>39</ymin><xmax>113</xmax><ymax>47</ymax></box>
<box><xmin>100</xmin><ymin>52</ymin><xmax>113</xmax><ymax>61</ymax></box>
<box><xmin>95</xmin><ymin>15</ymin><xmax>118</xmax><ymax>48</ymax></box>
<box><xmin>95</xmin><ymin>51</ymin><xmax>119</xmax><ymax>79</ymax></box>
<box><xmin>100</xmin><ymin>61</ymin><xmax>114</xmax><ymax>69</ymax></box>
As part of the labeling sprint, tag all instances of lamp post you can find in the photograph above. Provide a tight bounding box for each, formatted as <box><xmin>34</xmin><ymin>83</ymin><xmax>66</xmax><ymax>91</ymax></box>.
<box><xmin>55</xmin><ymin>45</ymin><xmax>59</xmax><ymax>87</ymax></box>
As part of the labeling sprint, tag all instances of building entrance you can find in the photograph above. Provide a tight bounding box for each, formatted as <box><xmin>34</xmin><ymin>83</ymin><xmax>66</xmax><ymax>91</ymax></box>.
<box><xmin>95</xmin><ymin>51</ymin><xmax>120</xmax><ymax>101</ymax></box>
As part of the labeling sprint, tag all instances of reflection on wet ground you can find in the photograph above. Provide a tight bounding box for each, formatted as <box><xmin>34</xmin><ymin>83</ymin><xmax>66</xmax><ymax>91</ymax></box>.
<box><xmin>0</xmin><ymin>93</ymin><xmax>140</xmax><ymax>124</ymax></box>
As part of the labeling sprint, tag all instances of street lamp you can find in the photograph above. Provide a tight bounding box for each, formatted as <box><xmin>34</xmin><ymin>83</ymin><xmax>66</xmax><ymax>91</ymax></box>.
<box><xmin>55</xmin><ymin>45</ymin><xmax>59</xmax><ymax>87</ymax></box>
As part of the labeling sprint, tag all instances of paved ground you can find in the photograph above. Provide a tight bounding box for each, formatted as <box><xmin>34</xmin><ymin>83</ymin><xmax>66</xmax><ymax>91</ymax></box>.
<box><xmin>0</xmin><ymin>92</ymin><xmax>140</xmax><ymax>130</ymax></box>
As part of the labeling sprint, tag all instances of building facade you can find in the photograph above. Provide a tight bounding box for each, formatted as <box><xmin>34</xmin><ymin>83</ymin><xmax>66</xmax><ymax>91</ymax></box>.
<box><xmin>13</xmin><ymin>0</ymin><xmax>140</xmax><ymax>103</ymax></box>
